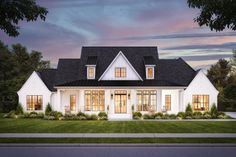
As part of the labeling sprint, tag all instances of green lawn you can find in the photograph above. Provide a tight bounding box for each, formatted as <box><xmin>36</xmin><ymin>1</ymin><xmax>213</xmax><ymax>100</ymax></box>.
<box><xmin>0</xmin><ymin>118</ymin><xmax>236</xmax><ymax>133</ymax></box>
<box><xmin>1</xmin><ymin>138</ymin><xmax>236</xmax><ymax>143</ymax></box>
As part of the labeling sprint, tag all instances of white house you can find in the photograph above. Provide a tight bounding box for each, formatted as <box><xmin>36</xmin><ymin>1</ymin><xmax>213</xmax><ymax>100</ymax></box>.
<box><xmin>17</xmin><ymin>46</ymin><xmax>218</xmax><ymax>120</ymax></box>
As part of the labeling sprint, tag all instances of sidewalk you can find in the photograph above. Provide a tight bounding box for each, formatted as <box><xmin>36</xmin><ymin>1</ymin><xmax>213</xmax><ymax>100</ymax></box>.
<box><xmin>1</xmin><ymin>133</ymin><xmax>236</xmax><ymax>138</ymax></box>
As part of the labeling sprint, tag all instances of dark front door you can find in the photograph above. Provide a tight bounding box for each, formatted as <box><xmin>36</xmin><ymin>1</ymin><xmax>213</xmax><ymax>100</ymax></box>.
<box><xmin>114</xmin><ymin>90</ymin><xmax>127</xmax><ymax>113</ymax></box>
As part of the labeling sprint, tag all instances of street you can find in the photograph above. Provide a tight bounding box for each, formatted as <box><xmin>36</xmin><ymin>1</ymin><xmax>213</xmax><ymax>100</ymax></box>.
<box><xmin>0</xmin><ymin>144</ymin><xmax>235</xmax><ymax>157</ymax></box>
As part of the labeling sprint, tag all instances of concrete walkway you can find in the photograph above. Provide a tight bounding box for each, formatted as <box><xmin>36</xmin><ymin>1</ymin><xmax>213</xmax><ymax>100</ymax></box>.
<box><xmin>225</xmin><ymin>112</ymin><xmax>236</xmax><ymax>119</ymax></box>
<box><xmin>1</xmin><ymin>133</ymin><xmax>236</xmax><ymax>138</ymax></box>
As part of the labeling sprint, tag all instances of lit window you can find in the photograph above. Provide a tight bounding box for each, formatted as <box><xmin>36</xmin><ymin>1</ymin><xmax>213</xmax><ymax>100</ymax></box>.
<box><xmin>165</xmin><ymin>95</ymin><xmax>171</xmax><ymax>111</ymax></box>
<box><xmin>146</xmin><ymin>67</ymin><xmax>154</xmax><ymax>79</ymax></box>
<box><xmin>70</xmin><ymin>95</ymin><xmax>76</xmax><ymax>111</ymax></box>
<box><xmin>115</xmin><ymin>67</ymin><xmax>126</xmax><ymax>78</ymax></box>
<box><xmin>87</xmin><ymin>67</ymin><xmax>95</xmax><ymax>79</ymax></box>
<box><xmin>136</xmin><ymin>90</ymin><xmax>156</xmax><ymax>112</ymax></box>
<box><xmin>192</xmin><ymin>95</ymin><xmax>209</xmax><ymax>111</ymax></box>
<box><xmin>85</xmin><ymin>90</ymin><xmax>105</xmax><ymax>111</ymax></box>
<box><xmin>26</xmin><ymin>95</ymin><xmax>42</xmax><ymax>111</ymax></box>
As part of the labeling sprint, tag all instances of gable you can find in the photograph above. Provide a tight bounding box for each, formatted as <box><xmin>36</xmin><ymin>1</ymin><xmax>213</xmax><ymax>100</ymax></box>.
<box><xmin>99</xmin><ymin>51</ymin><xmax>143</xmax><ymax>81</ymax></box>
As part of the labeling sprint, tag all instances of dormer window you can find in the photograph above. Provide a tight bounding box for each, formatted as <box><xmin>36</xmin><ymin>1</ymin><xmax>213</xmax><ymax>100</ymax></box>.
<box><xmin>87</xmin><ymin>66</ymin><xmax>95</xmax><ymax>79</ymax></box>
<box><xmin>146</xmin><ymin>66</ymin><xmax>154</xmax><ymax>79</ymax></box>
<box><xmin>115</xmin><ymin>67</ymin><xmax>126</xmax><ymax>78</ymax></box>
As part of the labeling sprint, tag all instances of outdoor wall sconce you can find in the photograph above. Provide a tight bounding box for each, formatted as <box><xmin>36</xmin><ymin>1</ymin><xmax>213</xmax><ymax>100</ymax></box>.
<box><xmin>128</xmin><ymin>93</ymin><xmax>131</xmax><ymax>99</ymax></box>
<box><xmin>111</xmin><ymin>93</ymin><xmax>113</xmax><ymax>99</ymax></box>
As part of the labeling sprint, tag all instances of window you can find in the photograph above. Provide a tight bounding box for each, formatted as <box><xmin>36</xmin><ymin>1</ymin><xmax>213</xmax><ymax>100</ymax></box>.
<box><xmin>87</xmin><ymin>67</ymin><xmax>95</xmax><ymax>79</ymax></box>
<box><xmin>136</xmin><ymin>90</ymin><xmax>156</xmax><ymax>111</ymax></box>
<box><xmin>192</xmin><ymin>95</ymin><xmax>209</xmax><ymax>111</ymax></box>
<box><xmin>85</xmin><ymin>90</ymin><xmax>105</xmax><ymax>111</ymax></box>
<box><xmin>115</xmin><ymin>67</ymin><xmax>126</xmax><ymax>78</ymax></box>
<box><xmin>165</xmin><ymin>95</ymin><xmax>171</xmax><ymax>111</ymax></box>
<box><xmin>146</xmin><ymin>67</ymin><xmax>154</xmax><ymax>79</ymax></box>
<box><xmin>26</xmin><ymin>95</ymin><xmax>42</xmax><ymax>111</ymax></box>
<box><xmin>70</xmin><ymin>95</ymin><xmax>76</xmax><ymax>111</ymax></box>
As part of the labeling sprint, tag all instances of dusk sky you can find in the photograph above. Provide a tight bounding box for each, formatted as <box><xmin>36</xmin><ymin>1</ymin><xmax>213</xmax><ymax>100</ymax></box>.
<box><xmin>1</xmin><ymin>0</ymin><xmax>236</xmax><ymax>69</ymax></box>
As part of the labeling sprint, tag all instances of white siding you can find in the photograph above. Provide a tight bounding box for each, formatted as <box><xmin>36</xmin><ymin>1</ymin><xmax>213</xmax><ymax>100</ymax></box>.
<box><xmin>161</xmin><ymin>89</ymin><xmax>180</xmax><ymax>114</ymax></box>
<box><xmin>100</xmin><ymin>52</ymin><xmax>141</xmax><ymax>80</ymax></box>
<box><xmin>17</xmin><ymin>71</ymin><xmax>51</xmax><ymax>112</ymax></box>
<box><xmin>183</xmin><ymin>70</ymin><xmax>219</xmax><ymax>111</ymax></box>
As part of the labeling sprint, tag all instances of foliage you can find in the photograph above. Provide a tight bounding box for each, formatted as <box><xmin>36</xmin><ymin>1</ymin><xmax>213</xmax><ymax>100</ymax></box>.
<box><xmin>203</xmin><ymin>111</ymin><xmax>211</xmax><ymax>119</ymax></box>
<box><xmin>0</xmin><ymin>41</ymin><xmax>50</xmax><ymax>112</ymax></box>
<box><xmin>132</xmin><ymin>112</ymin><xmax>142</xmax><ymax>119</ymax></box>
<box><xmin>64</xmin><ymin>114</ymin><xmax>78</xmax><ymax>120</ymax></box>
<box><xmin>0</xmin><ymin>0</ymin><xmax>48</xmax><ymax>37</ymax></box>
<box><xmin>154</xmin><ymin>112</ymin><xmax>163</xmax><ymax>119</ymax></box>
<box><xmin>162</xmin><ymin>114</ymin><xmax>170</xmax><ymax>119</ymax></box>
<box><xmin>45</xmin><ymin>103</ymin><xmax>52</xmax><ymax>115</ymax></box>
<box><xmin>187</xmin><ymin>0</ymin><xmax>236</xmax><ymax>31</ymax></box>
<box><xmin>177</xmin><ymin>112</ymin><xmax>185</xmax><ymax>118</ymax></box>
<box><xmin>3</xmin><ymin>110</ymin><xmax>16</xmax><ymax>118</ymax></box>
<box><xmin>185</xmin><ymin>103</ymin><xmax>193</xmax><ymax>113</ymax></box>
<box><xmin>15</xmin><ymin>103</ymin><xmax>24</xmax><ymax>115</ymax></box>
<box><xmin>210</xmin><ymin>103</ymin><xmax>218</xmax><ymax>118</ymax></box>
<box><xmin>169</xmin><ymin>114</ymin><xmax>177</xmax><ymax>119</ymax></box>
<box><xmin>77</xmin><ymin>112</ymin><xmax>86</xmax><ymax>117</ymax></box>
<box><xmin>98</xmin><ymin>112</ymin><xmax>107</xmax><ymax>120</ymax></box>
<box><xmin>90</xmin><ymin>114</ymin><xmax>98</xmax><ymax>120</ymax></box>
<box><xmin>192</xmin><ymin>112</ymin><xmax>202</xmax><ymax>119</ymax></box>
<box><xmin>49</xmin><ymin>111</ymin><xmax>63</xmax><ymax>120</ymax></box>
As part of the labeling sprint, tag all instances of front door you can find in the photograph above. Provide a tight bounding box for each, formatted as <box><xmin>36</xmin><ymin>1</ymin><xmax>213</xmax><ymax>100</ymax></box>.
<box><xmin>114</xmin><ymin>90</ymin><xmax>127</xmax><ymax>113</ymax></box>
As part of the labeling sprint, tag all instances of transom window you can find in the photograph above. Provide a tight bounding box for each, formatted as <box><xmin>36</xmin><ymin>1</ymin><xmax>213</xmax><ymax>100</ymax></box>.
<box><xmin>26</xmin><ymin>95</ymin><xmax>42</xmax><ymax>111</ymax></box>
<box><xmin>136</xmin><ymin>90</ymin><xmax>157</xmax><ymax>112</ymax></box>
<box><xmin>87</xmin><ymin>67</ymin><xmax>95</xmax><ymax>79</ymax></box>
<box><xmin>192</xmin><ymin>95</ymin><xmax>209</xmax><ymax>111</ymax></box>
<box><xmin>115</xmin><ymin>67</ymin><xmax>126</xmax><ymax>78</ymax></box>
<box><xmin>165</xmin><ymin>95</ymin><xmax>171</xmax><ymax>111</ymax></box>
<box><xmin>70</xmin><ymin>95</ymin><xmax>76</xmax><ymax>111</ymax></box>
<box><xmin>85</xmin><ymin>90</ymin><xmax>105</xmax><ymax>111</ymax></box>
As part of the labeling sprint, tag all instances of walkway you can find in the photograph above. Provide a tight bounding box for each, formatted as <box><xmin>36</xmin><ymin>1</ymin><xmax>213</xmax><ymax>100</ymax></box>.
<box><xmin>1</xmin><ymin>133</ymin><xmax>236</xmax><ymax>138</ymax></box>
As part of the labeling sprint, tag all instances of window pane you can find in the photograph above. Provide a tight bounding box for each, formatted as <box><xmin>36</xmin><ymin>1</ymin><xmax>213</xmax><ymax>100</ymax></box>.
<box><xmin>84</xmin><ymin>90</ymin><xmax>105</xmax><ymax>111</ymax></box>
<box><xmin>165</xmin><ymin>95</ymin><xmax>171</xmax><ymax>111</ymax></box>
<box><xmin>136</xmin><ymin>90</ymin><xmax>156</xmax><ymax>112</ymax></box>
<box><xmin>147</xmin><ymin>68</ymin><xmax>153</xmax><ymax>78</ymax></box>
<box><xmin>70</xmin><ymin>95</ymin><xmax>76</xmax><ymax>111</ymax></box>
<box><xmin>192</xmin><ymin>95</ymin><xmax>209</xmax><ymax>111</ymax></box>
<box><xmin>26</xmin><ymin>95</ymin><xmax>43</xmax><ymax>111</ymax></box>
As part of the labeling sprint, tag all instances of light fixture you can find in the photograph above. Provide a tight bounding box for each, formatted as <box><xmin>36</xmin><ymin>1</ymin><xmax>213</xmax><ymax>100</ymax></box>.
<box><xmin>128</xmin><ymin>93</ymin><xmax>131</xmax><ymax>99</ymax></box>
<box><xmin>111</xmin><ymin>93</ymin><xmax>113</xmax><ymax>99</ymax></box>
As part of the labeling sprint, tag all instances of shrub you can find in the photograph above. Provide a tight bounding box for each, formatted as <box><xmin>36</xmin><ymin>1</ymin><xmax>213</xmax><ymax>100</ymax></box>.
<box><xmin>23</xmin><ymin>112</ymin><xmax>30</xmax><ymax>118</ymax></box>
<box><xmin>45</xmin><ymin>103</ymin><xmax>52</xmax><ymax>115</ymax></box>
<box><xmin>77</xmin><ymin>112</ymin><xmax>86</xmax><ymax>117</ymax></box>
<box><xmin>185</xmin><ymin>103</ymin><xmax>193</xmax><ymax>113</ymax></box>
<box><xmin>143</xmin><ymin>114</ymin><xmax>151</xmax><ymax>119</ymax></box>
<box><xmin>15</xmin><ymin>103</ymin><xmax>23</xmax><ymax>115</ymax></box>
<box><xmin>98</xmin><ymin>112</ymin><xmax>107</xmax><ymax>120</ymax></box>
<box><xmin>29</xmin><ymin>112</ymin><xmax>38</xmax><ymax>118</ymax></box>
<box><xmin>169</xmin><ymin>114</ymin><xmax>177</xmax><ymax>119</ymax></box>
<box><xmin>37</xmin><ymin>112</ymin><xmax>44</xmax><ymax>119</ymax></box>
<box><xmin>154</xmin><ymin>112</ymin><xmax>163</xmax><ymax>118</ymax></box>
<box><xmin>64</xmin><ymin>113</ymin><xmax>78</xmax><ymax>120</ymax></box>
<box><xmin>192</xmin><ymin>112</ymin><xmax>202</xmax><ymax>119</ymax></box>
<box><xmin>90</xmin><ymin>114</ymin><xmax>98</xmax><ymax>120</ymax></box>
<box><xmin>177</xmin><ymin>112</ymin><xmax>185</xmax><ymax>118</ymax></box>
<box><xmin>85</xmin><ymin>114</ymin><xmax>91</xmax><ymax>120</ymax></box>
<box><xmin>3</xmin><ymin>110</ymin><xmax>16</xmax><ymax>118</ymax></box>
<box><xmin>162</xmin><ymin>114</ymin><xmax>170</xmax><ymax>119</ymax></box>
<box><xmin>132</xmin><ymin>112</ymin><xmax>142</xmax><ymax>119</ymax></box>
<box><xmin>44</xmin><ymin>116</ymin><xmax>56</xmax><ymax>120</ymax></box>
<box><xmin>217</xmin><ymin>112</ymin><xmax>227</xmax><ymax>119</ymax></box>
<box><xmin>78</xmin><ymin>116</ymin><xmax>87</xmax><ymax>120</ymax></box>
<box><xmin>210</xmin><ymin>103</ymin><xmax>218</xmax><ymax>118</ymax></box>
<box><xmin>48</xmin><ymin>111</ymin><xmax>62</xmax><ymax>120</ymax></box>
<box><xmin>203</xmin><ymin>111</ymin><xmax>211</xmax><ymax>119</ymax></box>
<box><xmin>185</xmin><ymin>111</ymin><xmax>193</xmax><ymax>118</ymax></box>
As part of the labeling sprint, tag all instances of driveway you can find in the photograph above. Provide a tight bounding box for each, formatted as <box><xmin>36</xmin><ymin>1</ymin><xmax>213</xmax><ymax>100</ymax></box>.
<box><xmin>225</xmin><ymin>112</ymin><xmax>236</xmax><ymax>119</ymax></box>
<box><xmin>0</xmin><ymin>144</ymin><xmax>235</xmax><ymax>157</ymax></box>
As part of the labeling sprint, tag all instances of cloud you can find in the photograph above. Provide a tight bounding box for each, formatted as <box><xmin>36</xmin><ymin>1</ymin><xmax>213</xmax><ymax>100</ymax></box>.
<box><xmin>181</xmin><ymin>54</ymin><xmax>232</xmax><ymax>61</ymax></box>
<box><xmin>163</xmin><ymin>42</ymin><xmax>236</xmax><ymax>50</ymax></box>
<box><xmin>119</xmin><ymin>32</ymin><xmax>236</xmax><ymax>41</ymax></box>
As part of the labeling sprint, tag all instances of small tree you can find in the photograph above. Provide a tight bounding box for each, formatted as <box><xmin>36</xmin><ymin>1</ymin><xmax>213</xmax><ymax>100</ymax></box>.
<box><xmin>210</xmin><ymin>103</ymin><xmax>218</xmax><ymax>118</ymax></box>
<box><xmin>185</xmin><ymin>103</ymin><xmax>193</xmax><ymax>113</ymax></box>
<box><xmin>15</xmin><ymin>103</ymin><xmax>23</xmax><ymax>115</ymax></box>
<box><xmin>45</xmin><ymin>103</ymin><xmax>52</xmax><ymax>115</ymax></box>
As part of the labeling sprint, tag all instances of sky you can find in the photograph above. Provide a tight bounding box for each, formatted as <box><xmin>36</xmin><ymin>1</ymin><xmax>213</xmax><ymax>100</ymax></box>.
<box><xmin>1</xmin><ymin>0</ymin><xmax>236</xmax><ymax>69</ymax></box>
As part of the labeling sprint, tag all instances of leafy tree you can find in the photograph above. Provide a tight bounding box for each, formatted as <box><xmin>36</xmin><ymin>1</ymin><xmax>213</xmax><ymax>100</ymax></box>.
<box><xmin>0</xmin><ymin>0</ymin><xmax>48</xmax><ymax>37</ymax></box>
<box><xmin>0</xmin><ymin>40</ymin><xmax>50</xmax><ymax>112</ymax></box>
<box><xmin>187</xmin><ymin>0</ymin><xmax>236</xmax><ymax>31</ymax></box>
<box><xmin>45</xmin><ymin>103</ymin><xmax>52</xmax><ymax>115</ymax></box>
<box><xmin>210</xmin><ymin>103</ymin><xmax>218</xmax><ymax>118</ymax></box>
<box><xmin>207</xmin><ymin>59</ymin><xmax>231</xmax><ymax>88</ymax></box>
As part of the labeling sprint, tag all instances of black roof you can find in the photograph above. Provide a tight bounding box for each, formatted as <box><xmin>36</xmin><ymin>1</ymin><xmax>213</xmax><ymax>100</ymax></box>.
<box><xmin>86</xmin><ymin>56</ymin><xmax>97</xmax><ymax>65</ymax></box>
<box><xmin>37</xmin><ymin>46</ymin><xmax>197</xmax><ymax>90</ymax></box>
<box><xmin>37</xmin><ymin>69</ymin><xmax>57</xmax><ymax>91</ymax></box>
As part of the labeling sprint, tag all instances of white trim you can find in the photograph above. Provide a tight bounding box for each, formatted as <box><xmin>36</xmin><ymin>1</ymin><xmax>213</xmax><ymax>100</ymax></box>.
<box><xmin>98</xmin><ymin>51</ymin><xmax>143</xmax><ymax>81</ymax></box>
<box><xmin>186</xmin><ymin>70</ymin><xmax>219</xmax><ymax>94</ymax></box>
<box><xmin>146</xmin><ymin>66</ymin><xmax>155</xmax><ymax>79</ymax></box>
<box><xmin>17</xmin><ymin>71</ymin><xmax>51</xmax><ymax>94</ymax></box>
<box><xmin>87</xmin><ymin>66</ymin><xmax>96</xmax><ymax>79</ymax></box>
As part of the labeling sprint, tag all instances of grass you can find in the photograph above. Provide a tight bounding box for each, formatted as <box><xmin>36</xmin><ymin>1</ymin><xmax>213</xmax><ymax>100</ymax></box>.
<box><xmin>1</xmin><ymin>138</ymin><xmax>236</xmax><ymax>143</ymax></box>
<box><xmin>0</xmin><ymin>118</ymin><xmax>236</xmax><ymax>133</ymax></box>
